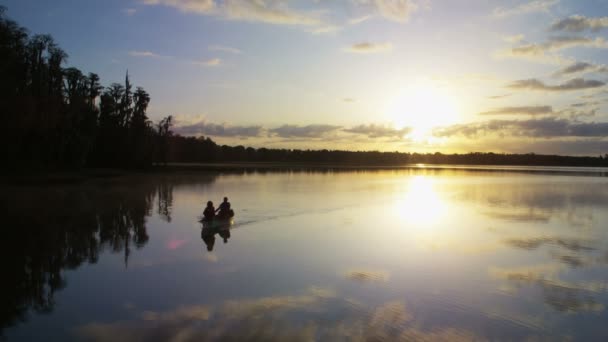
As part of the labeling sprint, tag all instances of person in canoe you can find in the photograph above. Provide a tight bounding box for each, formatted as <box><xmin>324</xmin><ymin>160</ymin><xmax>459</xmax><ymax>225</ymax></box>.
<box><xmin>215</xmin><ymin>197</ymin><xmax>234</xmax><ymax>219</ymax></box>
<box><xmin>203</xmin><ymin>201</ymin><xmax>215</xmax><ymax>221</ymax></box>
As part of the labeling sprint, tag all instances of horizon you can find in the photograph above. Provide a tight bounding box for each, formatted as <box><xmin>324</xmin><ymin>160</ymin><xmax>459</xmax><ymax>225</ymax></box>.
<box><xmin>4</xmin><ymin>0</ymin><xmax>608</xmax><ymax>155</ymax></box>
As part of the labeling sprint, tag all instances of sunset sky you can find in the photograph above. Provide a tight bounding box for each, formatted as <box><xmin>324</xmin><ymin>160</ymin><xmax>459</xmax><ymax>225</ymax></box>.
<box><xmin>4</xmin><ymin>0</ymin><xmax>608</xmax><ymax>154</ymax></box>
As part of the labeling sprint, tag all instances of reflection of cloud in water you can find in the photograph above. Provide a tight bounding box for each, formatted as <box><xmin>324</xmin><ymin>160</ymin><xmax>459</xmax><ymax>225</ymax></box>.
<box><xmin>504</xmin><ymin>237</ymin><xmax>594</xmax><ymax>252</ymax></box>
<box><xmin>490</xmin><ymin>266</ymin><xmax>606</xmax><ymax>314</ymax></box>
<box><xmin>220</xmin><ymin>286</ymin><xmax>336</xmax><ymax>319</ymax></box>
<box><xmin>457</xmin><ymin>181</ymin><xmax>607</xmax><ymax>228</ymax></box>
<box><xmin>554</xmin><ymin>254</ymin><xmax>588</xmax><ymax>268</ymax></box>
<box><xmin>74</xmin><ymin>287</ymin><xmax>487</xmax><ymax>341</ymax></box>
<box><xmin>204</xmin><ymin>253</ymin><xmax>218</xmax><ymax>262</ymax></box>
<box><xmin>399</xmin><ymin>327</ymin><xmax>482</xmax><ymax>341</ymax></box>
<box><xmin>483</xmin><ymin>210</ymin><xmax>550</xmax><ymax>223</ymax></box>
<box><xmin>345</xmin><ymin>270</ymin><xmax>390</xmax><ymax>283</ymax></box>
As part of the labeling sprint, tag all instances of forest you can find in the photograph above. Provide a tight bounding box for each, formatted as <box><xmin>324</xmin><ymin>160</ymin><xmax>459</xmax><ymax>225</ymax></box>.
<box><xmin>2</xmin><ymin>7</ymin><xmax>607</xmax><ymax>170</ymax></box>
<box><xmin>0</xmin><ymin>7</ymin><xmax>172</xmax><ymax>171</ymax></box>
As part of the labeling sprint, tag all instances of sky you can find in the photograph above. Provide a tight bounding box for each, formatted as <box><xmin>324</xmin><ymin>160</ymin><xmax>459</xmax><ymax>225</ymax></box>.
<box><xmin>3</xmin><ymin>0</ymin><xmax>608</xmax><ymax>155</ymax></box>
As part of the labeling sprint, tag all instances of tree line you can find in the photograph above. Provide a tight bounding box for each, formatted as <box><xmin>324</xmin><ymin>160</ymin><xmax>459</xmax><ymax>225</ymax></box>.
<box><xmin>0</xmin><ymin>7</ymin><xmax>172</xmax><ymax>171</ymax></box>
<box><xmin>165</xmin><ymin>135</ymin><xmax>608</xmax><ymax>167</ymax></box>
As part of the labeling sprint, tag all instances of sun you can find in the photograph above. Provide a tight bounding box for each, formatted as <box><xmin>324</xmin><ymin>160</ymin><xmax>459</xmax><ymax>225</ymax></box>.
<box><xmin>387</xmin><ymin>81</ymin><xmax>461</xmax><ymax>142</ymax></box>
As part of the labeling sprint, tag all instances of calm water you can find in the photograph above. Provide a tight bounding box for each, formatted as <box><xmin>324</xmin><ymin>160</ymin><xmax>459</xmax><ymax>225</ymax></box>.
<box><xmin>2</xmin><ymin>168</ymin><xmax>608</xmax><ymax>341</ymax></box>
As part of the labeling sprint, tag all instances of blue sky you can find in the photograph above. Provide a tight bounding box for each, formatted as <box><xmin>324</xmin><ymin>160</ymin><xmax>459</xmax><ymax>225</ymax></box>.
<box><xmin>3</xmin><ymin>0</ymin><xmax>608</xmax><ymax>154</ymax></box>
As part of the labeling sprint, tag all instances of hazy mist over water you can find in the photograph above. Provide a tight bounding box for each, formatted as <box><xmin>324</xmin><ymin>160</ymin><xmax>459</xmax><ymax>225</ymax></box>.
<box><xmin>3</xmin><ymin>168</ymin><xmax>608</xmax><ymax>341</ymax></box>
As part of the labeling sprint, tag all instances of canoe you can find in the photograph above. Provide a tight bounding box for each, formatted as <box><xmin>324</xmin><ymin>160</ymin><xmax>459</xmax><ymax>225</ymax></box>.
<box><xmin>200</xmin><ymin>209</ymin><xmax>234</xmax><ymax>228</ymax></box>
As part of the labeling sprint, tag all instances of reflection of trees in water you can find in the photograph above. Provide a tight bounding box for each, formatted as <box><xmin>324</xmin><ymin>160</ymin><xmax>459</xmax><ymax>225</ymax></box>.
<box><xmin>0</xmin><ymin>174</ymin><xmax>213</xmax><ymax>336</ymax></box>
<box><xmin>0</xmin><ymin>181</ymin><xmax>155</xmax><ymax>334</ymax></box>
<box><xmin>157</xmin><ymin>181</ymin><xmax>173</xmax><ymax>223</ymax></box>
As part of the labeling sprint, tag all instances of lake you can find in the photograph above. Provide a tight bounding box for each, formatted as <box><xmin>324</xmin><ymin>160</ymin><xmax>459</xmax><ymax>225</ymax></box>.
<box><xmin>2</xmin><ymin>167</ymin><xmax>608</xmax><ymax>341</ymax></box>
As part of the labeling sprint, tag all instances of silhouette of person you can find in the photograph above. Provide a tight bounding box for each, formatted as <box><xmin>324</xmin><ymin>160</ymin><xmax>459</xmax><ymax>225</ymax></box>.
<box><xmin>201</xmin><ymin>227</ymin><xmax>216</xmax><ymax>251</ymax></box>
<box><xmin>219</xmin><ymin>227</ymin><xmax>231</xmax><ymax>244</ymax></box>
<box><xmin>216</xmin><ymin>197</ymin><xmax>231</xmax><ymax>218</ymax></box>
<box><xmin>203</xmin><ymin>201</ymin><xmax>215</xmax><ymax>221</ymax></box>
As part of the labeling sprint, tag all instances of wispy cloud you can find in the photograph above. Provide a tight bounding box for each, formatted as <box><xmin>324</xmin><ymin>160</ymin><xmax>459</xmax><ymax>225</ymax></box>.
<box><xmin>554</xmin><ymin>61</ymin><xmax>608</xmax><ymax>76</ymax></box>
<box><xmin>370</xmin><ymin>0</ymin><xmax>419</xmax><ymax>23</ymax></box>
<box><xmin>487</xmin><ymin>94</ymin><xmax>512</xmax><ymax>99</ymax></box>
<box><xmin>346</xmin><ymin>42</ymin><xmax>393</xmax><ymax>54</ymax></box>
<box><xmin>479</xmin><ymin>106</ymin><xmax>554</xmax><ymax>115</ymax></box>
<box><xmin>493</xmin><ymin>0</ymin><xmax>559</xmax><ymax>18</ymax></box>
<box><xmin>309</xmin><ymin>25</ymin><xmax>342</xmax><ymax>35</ymax></box>
<box><xmin>174</xmin><ymin>120</ymin><xmax>263</xmax><ymax>137</ymax></box>
<box><xmin>343</xmin><ymin>124</ymin><xmax>411</xmax><ymax>138</ymax></box>
<box><xmin>122</xmin><ymin>8</ymin><xmax>137</xmax><ymax>16</ymax></box>
<box><xmin>141</xmin><ymin>0</ymin><xmax>216</xmax><ymax>14</ymax></box>
<box><xmin>349</xmin><ymin>14</ymin><xmax>373</xmax><ymax>25</ymax></box>
<box><xmin>503</xmin><ymin>34</ymin><xmax>525</xmax><ymax>43</ymax></box>
<box><xmin>434</xmin><ymin>118</ymin><xmax>608</xmax><ymax>138</ymax></box>
<box><xmin>128</xmin><ymin>50</ymin><xmax>163</xmax><ymax>58</ymax></box>
<box><xmin>143</xmin><ymin>0</ymin><xmax>323</xmax><ymax>26</ymax></box>
<box><xmin>507</xmin><ymin>78</ymin><xmax>605</xmax><ymax>91</ymax></box>
<box><xmin>193</xmin><ymin>58</ymin><xmax>222</xmax><ymax>67</ymax></box>
<box><xmin>498</xmin><ymin>36</ymin><xmax>608</xmax><ymax>65</ymax></box>
<box><xmin>269</xmin><ymin>124</ymin><xmax>342</xmax><ymax>138</ymax></box>
<box><xmin>208</xmin><ymin>45</ymin><xmax>242</xmax><ymax>54</ymax></box>
<box><xmin>551</xmin><ymin>15</ymin><xmax>608</xmax><ymax>32</ymax></box>
<box><xmin>547</xmin><ymin>36</ymin><xmax>608</xmax><ymax>49</ymax></box>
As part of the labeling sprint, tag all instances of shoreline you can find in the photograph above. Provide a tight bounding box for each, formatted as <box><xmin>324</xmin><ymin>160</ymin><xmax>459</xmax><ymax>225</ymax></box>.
<box><xmin>5</xmin><ymin>162</ymin><xmax>608</xmax><ymax>185</ymax></box>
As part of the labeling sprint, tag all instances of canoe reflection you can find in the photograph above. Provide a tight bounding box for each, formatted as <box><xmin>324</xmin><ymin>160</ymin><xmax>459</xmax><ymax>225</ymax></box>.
<box><xmin>201</xmin><ymin>220</ymin><xmax>233</xmax><ymax>252</ymax></box>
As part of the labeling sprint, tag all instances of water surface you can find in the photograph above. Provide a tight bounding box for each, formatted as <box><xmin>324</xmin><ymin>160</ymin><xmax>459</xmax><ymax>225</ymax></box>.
<box><xmin>3</xmin><ymin>168</ymin><xmax>608</xmax><ymax>341</ymax></box>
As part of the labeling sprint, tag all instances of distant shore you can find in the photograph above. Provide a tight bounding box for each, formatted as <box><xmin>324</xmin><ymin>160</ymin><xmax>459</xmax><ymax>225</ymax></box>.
<box><xmin>158</xmin><ymin>162</ymin><xmax>608</xmax><ymax>174</ymax></box>
<box><xmin>4</xmin><ymin>162</ymin><xmax>608</xmax><ymax>185</ymax></box>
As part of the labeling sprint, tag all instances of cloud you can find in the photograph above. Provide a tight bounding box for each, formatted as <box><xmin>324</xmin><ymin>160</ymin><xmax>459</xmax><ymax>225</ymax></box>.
<box><xmin>343</xmin><ymin>124</ymin><xmax>411</xmax><ymax>138</ymax></box>
<box><xmin>507</xmin><ymin>78</ymin><xmax>605</xmax><ymax>91</ymax></box>
<box><xmin>344</xmin><ymin>269</ymin><xmax>389</xmax><ymax>283</ymax></box>
<box><xmin>128</xmin><ymin>50</ymin><xmax>162</xmax><ymax>58</ymax></box>
<box><xmin>503</xmin><ymin>34</ymin><xmax>525</xmax><ymax>43</ymax></box>
<box><xmin>555</xmin><ymin>61</ymin><xmax>594</xmax><ymax>75</ymax></box>
<box><xmin>370</xmin><ymin>0</ymin><xmax>418</xmax><ymax>23</ymax></box>
<box><xmin>193</xmin><ymin>58</ymin><xmax>222</xmax><ymax>66</ymax></box>
<box><xmin>433</xmin><ymin>118</ymin><xmax>608</xmax><ymax>138</ymax></box>
<box><xmin>497</xmin><ymin>46</ymin><xmax>568</xmax><ymax>65</ymax></box>
<box><xmin>346</xmin><ymin>42</ymin><xmax>393</xmax><ymax>53</ymax></box>
<box><xmin>499</xmin><ymin>36</ymin><xmax>608</xmax><ymax>64</ymax></box>
<box><xmin>269</xmin><ymin>124</ymin><xmax>342</xmax><ymax>138</ymax></box>
<box><xmin>493</xmin><ymin>0</ymin><xmax>559</xmax><ymax>18</ymax></box>
<box><xmin>142</xmin><ymin>0</ymin><xmax>216</xmax><ymax>14</ymax></box>
<box><xmin>122</xmin><ymin>8</ymin><xmax>137</xmax><ymax>16</ymax></box>
<box><xmin>551</xmin><ymin>15</ymin><xmax>608</xmax><ymax>32</ymax></box>
<box><xmin>546</xmin><ymin>35</ymin><xmax>608</xmax><ymax>49</ymax></box>
<box><xmin>554</xmin><ymin>61</ymin><xmax>608</xmax><ymax>76</ymax></box>
<box><xmin>309</xmin><ymin>25</ymin><xmax>342</xmax><ymax>35</ymax></box>
<box><xmin>349</xmin><ymin>14</ymin><xmax>373</xmax><ymax>25</ymax></box>
<box><xmin>208</xmin><ymin>45</ymin><xmax>242</xmax><ymax>54</ymax></box>
<box><xmin>498</xmin><ymin>34</ymin><xmax>608</xmax><ymax>66</ymax></box>
<box><xmin>480</xmin><ymin>106</ymin><xmax>554</xmax><ymax>116</ymax></box>
<box><xmin>174</xmin><ymin>120</ymin><xmax>263</xmax><ymax>137</ymax></box>
<box><xmin>223</xmin><ymin>0</ymin><xmax>323</xmax><ymax>26</ymax></box>
<box><xmin>143</xmin><ymin>0</ymin><xmax>324</xmax><ymax>26</ymax></box>
<box><xmin>487</xmin><ymin>94</ymin><xmax>512</xmax><ymax>99</ymax></box>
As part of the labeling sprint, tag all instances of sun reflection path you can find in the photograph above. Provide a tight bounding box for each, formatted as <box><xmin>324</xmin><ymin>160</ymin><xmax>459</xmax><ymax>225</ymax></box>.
<box><xmin>394</xmin><ymin>176</ymin><xmax>447</xmax><ymax>226</ymax></box>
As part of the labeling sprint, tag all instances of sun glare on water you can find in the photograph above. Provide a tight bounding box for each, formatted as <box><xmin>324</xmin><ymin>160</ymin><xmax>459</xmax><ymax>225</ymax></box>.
<box><xmin>394</xmin><ymin>176</ymin><xmax>447</xmax><ymax>226</ymax></box>
<box><xmin>387</xmin><ymin>81</ymin><xmax>461</xmax><ymax>143</ymax></box>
